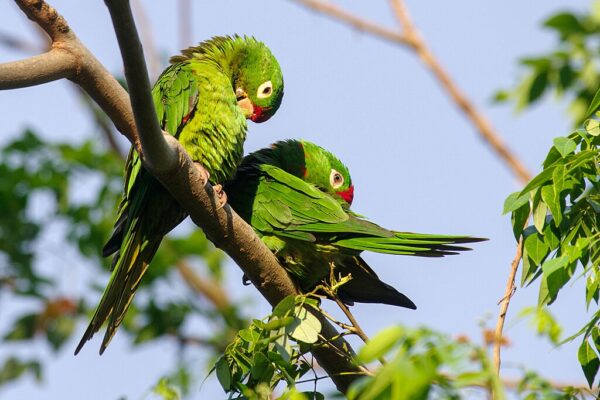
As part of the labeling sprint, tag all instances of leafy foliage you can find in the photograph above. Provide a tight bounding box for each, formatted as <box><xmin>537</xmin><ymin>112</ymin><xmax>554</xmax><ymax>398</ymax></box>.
<box><xmin>505</xmin><ymin>112</ymin><xmax>599</xmax><ymax>385</ymax></box>
<box><xmin>495</xmin><ymin>2</ymin><xmax>600</xmax><ymax>125</ymax></box>
<box><xmin>348</xmin><ymin>326</ymin><xmax>503</xmax><ymax>400</ymax></box>
<box><xmin>215</xmin><ymin>295</ymin><xmax>323</xmax><ymax>400</ymax></box>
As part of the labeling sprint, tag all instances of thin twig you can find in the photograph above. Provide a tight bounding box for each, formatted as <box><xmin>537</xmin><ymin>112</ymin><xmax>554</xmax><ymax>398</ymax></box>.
<box><xmin>493</xmin><ymin>237</ymin><xmax>523</xmax><ymax>374</ymax></box>
<box><xmin>389</xmin><ymin>0</ymin><xmax>530</xmax><ymax>184</ymax></box>
<box><xmin>292</xmin><ymin>0</ymin><xmax>411</xmax><ymax>45</ymax></box>
<box><xmin>176</xmin><ymin>260</ymin><xmax>231</xmax><ymax>312</ymax></box>
<box><xmin>333</xmin><ymin>297</ymin><xmax>369</xmax><ymax>342</ymax></box>
<box><xmin>290</xmin><ymin>0</ymin><xmax>532</xmax><ymax>184</ymax></box>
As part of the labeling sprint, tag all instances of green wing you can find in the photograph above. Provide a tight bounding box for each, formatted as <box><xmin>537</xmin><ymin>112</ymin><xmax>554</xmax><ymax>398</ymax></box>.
<box><xmin>103</xmin><ymin>63</ymin><xmax>198</xmax><ymax>256</ymax></box>
<box><xmin>243</xmin><ymin>165</ymin><xmax>393</xmax><ymax>241</ymax></box>
<box><xmin>153</xmin><ymin>63</ymin><xmax>199</xmax><ymax>136</ymax></box>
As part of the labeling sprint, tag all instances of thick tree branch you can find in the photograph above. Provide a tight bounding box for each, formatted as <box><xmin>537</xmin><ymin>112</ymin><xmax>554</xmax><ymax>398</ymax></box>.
<box><xmin>290</xmin><ymin>0</ymin><xmax>532</xmax><ymax>184</ymax></box>
<box><xmin>0</xmin><ymin>49</ymin><xmax>74</xmax><ymax>88</ymax></box>
<box><xmin>3</xmin><ymin>0</ymin><xmax>363</xmax><ymax>393</ymax></box>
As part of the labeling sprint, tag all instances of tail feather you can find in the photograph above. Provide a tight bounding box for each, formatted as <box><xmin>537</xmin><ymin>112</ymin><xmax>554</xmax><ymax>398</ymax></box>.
<box><xmin>334</xmin><ymin>232</ymin><xmax>487</xmax><ymax>257</ymax></box>
<box><xmin>75</xmin><ymin>220</ymin><xmax>160</xmax><ymax>355</ymax></box>
<box><xmin>336</xmin><ymin>256</ymin><xmax>416</xmax><ymax>309</ymax></box>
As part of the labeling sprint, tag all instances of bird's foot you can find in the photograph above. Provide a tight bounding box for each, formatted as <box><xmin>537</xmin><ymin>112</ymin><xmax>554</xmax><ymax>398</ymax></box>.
<box><xmin>213</xmin><ymin>184</ymin><xmax>228</xmax><ymax>210</ymax></box>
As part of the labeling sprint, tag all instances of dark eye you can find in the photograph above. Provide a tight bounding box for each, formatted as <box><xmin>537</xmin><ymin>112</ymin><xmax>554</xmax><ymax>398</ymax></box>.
<box><xmin>257</xmin><ymin>81</ymin><xmax>273</xmax><ymax>99</ymax></box>
<box><xmin>330</xmin><ymin>169</ymin><xmax>344</xmax><ymax>189</ymax></box>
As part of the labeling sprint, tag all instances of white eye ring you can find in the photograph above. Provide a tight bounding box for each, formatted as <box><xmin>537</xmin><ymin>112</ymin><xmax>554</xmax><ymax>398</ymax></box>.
<box><xmin>257</xmin><ymin>81</ymin><xmax>273</xmax><ymax>99</ymax></box>
<box><xmin>330</xmin><ymin>169</ymin><xmax>344</xmax><ymax>189</ymax></box>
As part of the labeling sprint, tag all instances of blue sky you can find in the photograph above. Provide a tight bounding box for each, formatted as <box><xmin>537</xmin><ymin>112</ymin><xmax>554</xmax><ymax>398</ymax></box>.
<box><xmin>0</xmin><ymin>0</ymin><xmax>591</xmax><ymax>398</ymax></box>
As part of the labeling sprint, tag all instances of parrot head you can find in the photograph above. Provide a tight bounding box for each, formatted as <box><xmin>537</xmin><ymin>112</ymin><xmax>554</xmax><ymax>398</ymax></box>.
<box><xmin>233</xmin><ymin>38</ymin><xmax>284</xmax><ymax>123</ymax></box>
<box><xmin>302</xmin><ymin>141</ymin><xmax>354</xmax><ymax>206</ymax></box>
<box><xmin>269</xmin><ymin>140</ymin><xmax>354</xmax><ymax>206</ymax></box>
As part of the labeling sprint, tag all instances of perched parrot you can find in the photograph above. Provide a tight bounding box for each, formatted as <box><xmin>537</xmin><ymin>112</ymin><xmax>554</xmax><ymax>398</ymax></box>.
<box><xmin>75</xmin><ymin>36</ymin><xmax>284</xmax><ymax>354</ymax></box>
<box><xmin>225</xmin><ymin>140</ymin><xmax>485</xmax><ymax>309</ymax></box>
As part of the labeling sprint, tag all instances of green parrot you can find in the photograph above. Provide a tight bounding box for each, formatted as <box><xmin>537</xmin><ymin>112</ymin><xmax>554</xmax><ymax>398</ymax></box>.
<box><xmin>75</xmin><ymin>36</ymin><xmax>284</xmax><ymax>354</ymax></box>
<box><xmin>225</xmin><ymin>140</ymin><xmax>485</xmax><ymax>309</ymax></box>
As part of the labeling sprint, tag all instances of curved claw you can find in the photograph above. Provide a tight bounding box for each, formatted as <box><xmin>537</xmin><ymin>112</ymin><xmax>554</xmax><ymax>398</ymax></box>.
<box><xmin>212</xmin><ymin>184</ymin><xmax>228</xmax><ymax>210</ymax></box>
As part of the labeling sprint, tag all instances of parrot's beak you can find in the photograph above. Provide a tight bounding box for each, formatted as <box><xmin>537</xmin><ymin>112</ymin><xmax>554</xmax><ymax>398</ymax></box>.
<box><xmin>236</xmin><ymin>89</ymin><xmax>254</xmax><ymax>119</ymax></box>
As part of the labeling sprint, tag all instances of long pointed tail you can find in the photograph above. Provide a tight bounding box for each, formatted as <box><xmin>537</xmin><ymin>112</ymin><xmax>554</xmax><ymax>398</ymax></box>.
<box><xmin>74</xmin><ymin>221</ymin><xmax>160</xmax><ymax>355</ymax></box>
<box><xmin>336</xmin><ymin>256</ymin><xmax>417</xmax><ymax>309</ymax></box>
<box><xmin>333</xmin><ymin>232</ymin><xmax>487</xmax><ymax>257</ymax></box>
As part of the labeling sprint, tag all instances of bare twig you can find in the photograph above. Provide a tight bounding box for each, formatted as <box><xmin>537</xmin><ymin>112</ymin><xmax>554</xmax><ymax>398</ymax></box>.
<box><xmin>292</xmin><ymin>0</ymin><xmax>411</xmax><ymax>45</ymax></box>
<box><xmin>3</xmin><ymin>0</ymin><xmax>364</xmax><ymax>393</ymax></box>
<box><xmin>290</xmin><ymin>0</ymin><xmax>532</xmax><ymax>184</ymax></box>
<box><xmin>176</xmin><ymin>260</ymin><xmax>231</xmax><ymax>312</ymax></box>
<box><xmin>332</xmin><ymin>297</ymin><xmax>370</xmax><ymax>343</ymax></box>
<box><xmin>493</xmin><ymin>237</ymin><xmax>523</xmax><ymax>374</ymax></box>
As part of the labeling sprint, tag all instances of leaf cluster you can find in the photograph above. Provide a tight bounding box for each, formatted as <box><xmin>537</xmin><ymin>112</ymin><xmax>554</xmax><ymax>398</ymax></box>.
<box><xmin>215</xmin><ymin>295</ymin><xmax>324</xmax><ymax>400</ymax></box>
<box><xmin>504</xmin><ymin>120</ymin><xmax>599</xmax><ymax>386</ymax></box>
<box><xmin>495</xmin><ymin>2</ymin><xmax>600</xmax><ymax>125</ymax></box>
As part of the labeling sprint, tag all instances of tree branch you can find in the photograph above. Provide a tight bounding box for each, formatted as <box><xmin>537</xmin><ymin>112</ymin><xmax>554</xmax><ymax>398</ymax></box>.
<box><xmin>0</xmin><ymin>50</ymin><xmax>74</xmax><ymax>88</ymax></box>
<box><xmin>5</xmin><ymin>0</ymin><xmax>140</xmax><ymax>153</ymax></box>
<box><xmin>292</xmin><ymin>0</ymin><xmax>411</xmax><ymax>45</ymax></box>
<box><xmin>3</xmin><ymin>0</ymin><xmax>363</xmax><ymax>393</ymax></box>
<box><xmin>290</xmin><ymin>0</ymin><xmax>532</xmax><ymax>184</ymax></box>
<box><xmin>493</xmin><ymin>237</ymin><xmax>523</xmax><ymax>374</ymax></box>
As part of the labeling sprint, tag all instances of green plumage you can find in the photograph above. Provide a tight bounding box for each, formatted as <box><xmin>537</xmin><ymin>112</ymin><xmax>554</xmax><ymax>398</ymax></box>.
<box><xmin>226</xmin><ymin>140</ymin><xmax>485</xmax><ymax>308</ymax></box>
<box><xmin>76</xmin><ymin>36</ymin><xmax>284</xmax><ymax>355</ymax></box>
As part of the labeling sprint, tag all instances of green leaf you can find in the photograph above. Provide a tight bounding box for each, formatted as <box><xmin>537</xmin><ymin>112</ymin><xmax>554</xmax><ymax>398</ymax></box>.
<box><xmin>540</xmin><ymin>185</ymin><xmax>560</xmax><ymax>226</ymax></box>
<box><xmin>152</xmin><ymin>378</ymin><xmax>180</xmax><ymax>400</ymax></box>
<box><xmin>264</xmin><ymin>316</ymin><xmax>295</xmax><ymax>331</ymax></box>
<box><xmin>520</xmin><ymin>166</ymin><xmax>556</xmax><ymax>195</ymax></box>
<box><xmin>584</xmin><ymin>119</ymin><xmax>600</xmax><ymax>137</ymax></box>
<box><xmin>357</xmin><ymin>326</ymin><xmax>403</xmax><ymax>363</ymax></box>
<box><xmin>511</xmin><ymin>201</ymin><xmax>531</xmax><ymax>240</ymax></box>
<box><xmin>553</xmin><ymin>137</ymin><xmax>577</xmax><ymax>157</ymax></box>
<box><xmin>273</xmin><ymin>296</ymin><xmax>296</xmax><ymax>318</ymax></box>
<box><xmin>544</xmin><ymin>12</ymin><xmax>584</xmax><ymax>36</ymax></box>
<box><xmin>528</xmin><ymin>69</ymin><xmax>549</xmax><ymax>103</ymax></box>
<box><xmin>533</xmin><ymin>201</ymin><xmax>547</xmax><ymax>233</ymax></box>
<box><xmin>542</xmin><ymin>222</ymin><xmax>560</xmax><ymax>250</ymax></box>
<box><xmin>586</xmin><ymin>275</ymin><xmax>599</xmax><ymax>308</ymax></box>
<box><xmin>578</xmin><ymin>339</ymin><xmax>600</xmax><ymax>387</ymax></box>
<box><xmin>584</xmin><ymin>86</ymin><xmax>600</xmax><ymax>120</ymax></box>
<box><xmin>251</xmin><ymin>352</ymin><xmax>274</xmax><ymax>382</ymax></box>
<box><xmin>287</xmin><ymin>307</ymin><xmax>321</xmax><ymax>344</ymax></box>
<box><xmin>524</xmin><ymin>232</ymin><xmax>549</xmax><ymax>266</ymax></box>
<box><xmin>541</xmin><ymin>256</ymin><xmax>570</xmax><ymax>301</ymax></box>
<box><xmin>503</xmin><ymin>191</ymin><xmax>530</xmax><ymax>215</ymax></box>
<box><xmin>215</xmin><ymin>357</ymin><xmax>232</xmax><ymax>391</ymax></box>
<box><xmin>520</xmin><ymin>250</ymin><xmax>538</xmax><ymax>286</ymax></box>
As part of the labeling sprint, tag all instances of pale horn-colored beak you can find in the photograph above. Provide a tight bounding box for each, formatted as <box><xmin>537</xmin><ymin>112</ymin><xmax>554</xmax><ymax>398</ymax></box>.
<box><xmin>236</xmin><ymin>88</ymin><xmax>254</xmax><ymax>118</ymax></box>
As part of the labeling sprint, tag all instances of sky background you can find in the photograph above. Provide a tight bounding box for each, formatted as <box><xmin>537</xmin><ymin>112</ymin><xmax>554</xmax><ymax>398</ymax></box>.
<box><xmin>0</xmin><ymin>0</ymin><xmax>592</xmax><ymax>398</ymax></box>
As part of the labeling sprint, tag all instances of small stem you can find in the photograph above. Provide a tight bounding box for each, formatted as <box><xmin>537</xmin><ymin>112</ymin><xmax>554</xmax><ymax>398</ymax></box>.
<box><xmin>493</xmin><ymin>237</ymin><xmax>523</xmax><ymax>374</ymax></box>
